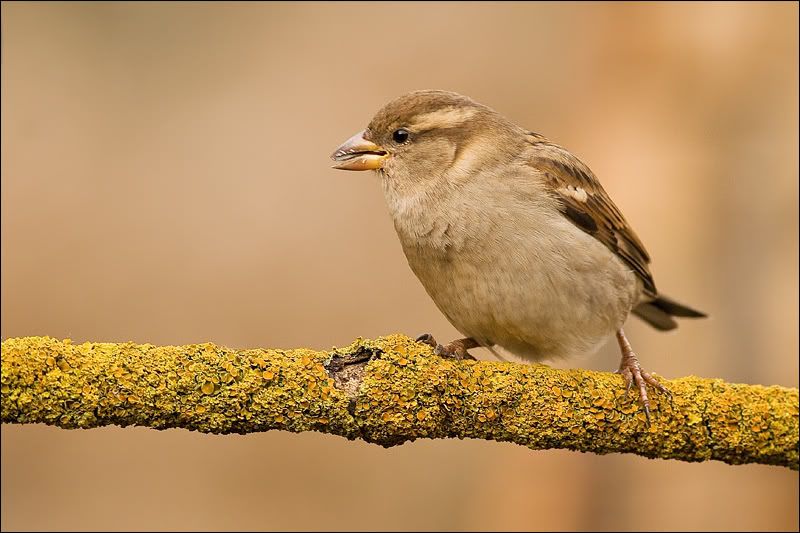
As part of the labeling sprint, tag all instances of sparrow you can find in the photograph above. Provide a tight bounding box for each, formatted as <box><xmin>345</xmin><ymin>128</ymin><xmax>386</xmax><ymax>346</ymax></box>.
<box><xmin>331</xmin><ymin>90</ymin><xmax>706</xmax><ymax>420</ymax></box>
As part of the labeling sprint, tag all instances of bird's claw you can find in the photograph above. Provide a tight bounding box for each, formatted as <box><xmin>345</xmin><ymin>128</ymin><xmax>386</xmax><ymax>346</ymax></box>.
<box><xmin>415</xmin><ymin>333</ymin><xmax>437</xmax><ymax>348</ymax></box>
<box><xmin>616</xmin><ymin>356</ymin><xmax>670</xmax><ymax>427</ymax></box>
<box><xmin>415</xmin><ymin>333</ymin><xmax>476</xmax><ymax>361</ymax></box>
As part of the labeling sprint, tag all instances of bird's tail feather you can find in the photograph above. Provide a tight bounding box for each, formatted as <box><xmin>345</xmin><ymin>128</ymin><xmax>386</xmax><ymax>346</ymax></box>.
<box><xmin>632</xmin><ymin>294</ymin><xmax>707</xmax><ymax>331</ymax></box>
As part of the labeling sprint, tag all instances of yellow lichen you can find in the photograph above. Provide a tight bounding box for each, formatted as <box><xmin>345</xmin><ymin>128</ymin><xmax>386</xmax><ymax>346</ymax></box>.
<box><xmin>1</xmin><ymin>335</ymin><xmax>797</xmax><ymax>470</ymax></box>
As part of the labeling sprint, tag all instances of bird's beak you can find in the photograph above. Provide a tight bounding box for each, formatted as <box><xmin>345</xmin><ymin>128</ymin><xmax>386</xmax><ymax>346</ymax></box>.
<box><xmin>331</xmin><ymin>130</ymin><xmax>388</xmax><ymax>171</ymax></box>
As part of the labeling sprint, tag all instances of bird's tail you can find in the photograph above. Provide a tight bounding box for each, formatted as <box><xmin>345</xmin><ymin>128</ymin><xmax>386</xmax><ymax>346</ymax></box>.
<box><xmin>632</xmin><ymin>294</ymin><xmax>707</xmax><ymax>331</ymax></box>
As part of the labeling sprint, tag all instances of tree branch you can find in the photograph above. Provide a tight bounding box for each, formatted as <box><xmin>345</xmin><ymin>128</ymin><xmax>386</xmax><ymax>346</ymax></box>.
<box><xmin>1</xmin><ymin>335</ymin><xmax>797</xmax><ymax>470</ymax></box>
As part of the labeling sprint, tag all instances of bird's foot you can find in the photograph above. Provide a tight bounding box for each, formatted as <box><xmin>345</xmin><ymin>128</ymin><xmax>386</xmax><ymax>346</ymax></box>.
<box><xmin>615</xmin><ymin>329</ymin><xmax>671</xmax><ymax>426</ymax></box>
<box><xmin>415</xmin><ymin>334</ymin><xmax>478</xmax><ymax>361</ymax></box>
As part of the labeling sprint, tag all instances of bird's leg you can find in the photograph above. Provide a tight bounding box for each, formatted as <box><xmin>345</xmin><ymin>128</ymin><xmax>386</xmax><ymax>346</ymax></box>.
<box><xmin>615</xmin><ymin>328</ymin><xmax>671</xmax><ymax>424</ymax></box>
<box><xmin>415</xmin><ymin>334</ymin><xmax>478</xmax><ymax>361</ymax></box>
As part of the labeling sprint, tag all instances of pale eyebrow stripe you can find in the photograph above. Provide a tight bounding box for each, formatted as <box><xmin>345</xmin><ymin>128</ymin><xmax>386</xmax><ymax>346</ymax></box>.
<box><xmin>410</xmin><ymin>107</ymin><xmax>478</xmax><ymax>131</ymax></box>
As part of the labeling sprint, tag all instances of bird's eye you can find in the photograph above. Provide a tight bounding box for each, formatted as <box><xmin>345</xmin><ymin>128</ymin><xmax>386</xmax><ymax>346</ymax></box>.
<box><xmin>392</xmin><ymin>128</ymin><xmax>410</xmax><ymax>144</ymax></box>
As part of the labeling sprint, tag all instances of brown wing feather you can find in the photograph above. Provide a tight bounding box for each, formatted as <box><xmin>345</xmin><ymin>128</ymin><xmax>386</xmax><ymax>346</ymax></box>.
<box><xmin>525</xmin><ymin>135</ymin><xmax>658</xmax><ymax>297</ymax></box>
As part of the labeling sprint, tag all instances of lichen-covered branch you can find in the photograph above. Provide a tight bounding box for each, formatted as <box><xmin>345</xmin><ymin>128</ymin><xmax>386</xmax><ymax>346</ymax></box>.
<box><xmin>2</xmin><ymin>335</ymin><xmax>797</xmax><ymax>470</ymax></box>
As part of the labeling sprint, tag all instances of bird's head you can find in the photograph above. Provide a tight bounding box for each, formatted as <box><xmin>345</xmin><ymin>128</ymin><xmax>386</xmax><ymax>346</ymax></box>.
<box><xmin>331</xmin><ymin>90</ymin><xmax>523</xmax><ymax>191</ymax></box>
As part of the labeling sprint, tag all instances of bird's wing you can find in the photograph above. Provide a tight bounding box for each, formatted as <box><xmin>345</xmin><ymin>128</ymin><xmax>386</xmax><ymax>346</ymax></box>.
<box><xmin>524</xmin><ymin>134</ymin><xmax>657</xmax><ymax>297</ymax></box>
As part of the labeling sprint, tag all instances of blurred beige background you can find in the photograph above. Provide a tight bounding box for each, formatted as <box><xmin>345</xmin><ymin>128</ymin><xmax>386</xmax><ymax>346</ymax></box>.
<box><xmin>1</xmin><ymin>2</ymin><xmax>797</xmax><ymax>531</ymax></box>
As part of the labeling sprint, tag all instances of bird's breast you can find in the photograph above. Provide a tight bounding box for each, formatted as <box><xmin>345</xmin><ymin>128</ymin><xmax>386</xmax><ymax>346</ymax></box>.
<box><xmin>387</xmin><ymin>182</ymin><xmax>640</xmax><ymax>361</ymax></box>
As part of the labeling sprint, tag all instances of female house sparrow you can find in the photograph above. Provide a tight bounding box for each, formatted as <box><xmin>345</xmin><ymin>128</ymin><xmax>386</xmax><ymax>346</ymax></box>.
<box><xmin>331</xmin><ymin>90</ymin><xmax>705</xmax><ymax>419</ymax></box>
